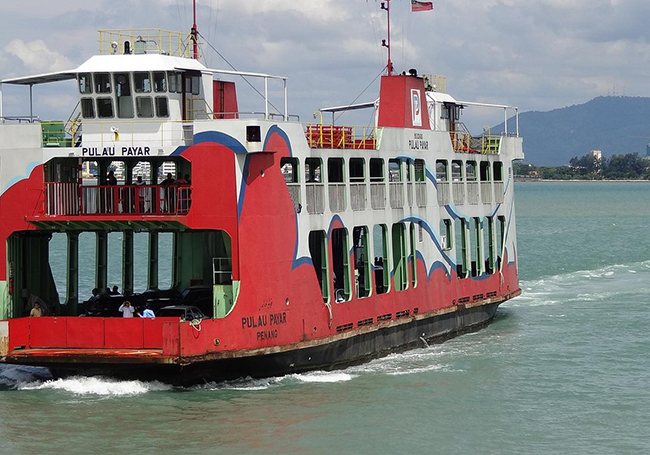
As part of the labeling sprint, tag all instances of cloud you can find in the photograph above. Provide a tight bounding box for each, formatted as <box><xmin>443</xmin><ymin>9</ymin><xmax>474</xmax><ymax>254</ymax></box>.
<box><xmin>5</xmin><ymin>39</ymin><xmax>75</xmax><ymax>73</ymax></box>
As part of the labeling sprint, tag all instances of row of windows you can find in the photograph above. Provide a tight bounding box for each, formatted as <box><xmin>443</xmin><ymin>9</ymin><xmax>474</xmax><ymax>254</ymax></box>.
<box><xmin>309</xmin><ymin>223</ymin><xmax>419</xmax><ymax>303</ymax></box>
<box><xmin>81</xmin><ymin>96</ymin><xmax>169</xmax><ymax>119</ymax></box>
<box><xmin>282</xmin><ymin>157</ymin><xmax>504</xmax><ymax>184</ymax></box>
<box><xmin>437</xmin><ymin>159</ymin><xmax>503</xmax><ymax>182</ymax></box>
<box><xmin>441</xmin><ymin>215</ymin><xmax>507</xmax><ymax>278</ymax></box>
<box><xmin>78</xmin><ymin>72</ymin><xmax>199</xmax><ymax>96</ymax></box>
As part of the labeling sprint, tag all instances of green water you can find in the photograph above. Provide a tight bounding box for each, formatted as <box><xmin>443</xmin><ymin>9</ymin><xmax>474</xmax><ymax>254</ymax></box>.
<box><xmin>1</xmin><ymin>182</ymin><xmax>650</xmax><ymax>454</ymax></box>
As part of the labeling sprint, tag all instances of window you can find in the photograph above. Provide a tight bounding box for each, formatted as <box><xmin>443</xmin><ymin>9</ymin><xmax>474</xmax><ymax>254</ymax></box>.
<box><xmin>331</xmin><ymin>228</ymin><xmax>351</xmax><ymax>302</ymax></box>
<box><xmin>155</xmin><ymin>97</ymin><xmax>169</xmax><ymax>117</ymax></box>
<box><xmin>168</xmin><ymin>72</ymin><xmax>182</xmax><ymax>94</ymax></box>
<box><xmin>81</xmin><ymin>98</ymin><xmax>95</xmax><ymax>118</ymax></box>
<box><xmin>451</xmin><ymin>160</ymin><xmax>463</xmax><ymax>181</ymax></box>
<box><xmin>327</xmin><ymin>158</ymin><xmax>345</xmax><ymax>183</ymax></box>
<box><xmin>392</xmin><ymin>223</ymin><xmax>408</xmax><ymax>292</ymax></box>
<box><xmin>484</xmin><ymin>216</ymin><xmax>495</xmax><ymax>275</ymax></box>
<box><xmin>97</xmin><ymin>98</ymin><xmax>114</xmax><ymax>118</ymax></box>
<box><xmin>370</xmin><ymin>158</ymin><xmax>384</xmax><ymax>182</ymax></box>
<box><xmin>493</xmin><ymin>162</ymin><xmax>503</xmax><ymax>181</ymax></box>
<box><xmin>115</xmin><ymin>73</ymin><xmax>134</xmax><ymax>118</ymax></box>
<box><xmin>134</xmin><ymin>72</ymin><xmax>152</xmax><ymax>93</ymax></box>
<box><xmin>192</xmin><ymin>75</ymin><xmax>201</xmax><ymax>95</ymax></box>
<box><xmin>136</xmin><ymin>97</ymin><xmax>154</xmax><ymax>118</ymax></box>
<box><xmin>466</xmin><ymin>161</ymin><xmax>477</xmax><ymax>181</ymax></box>
<box><xmin>470</xmin><ymin>217</ymin><xmax>482</xmax><ymax>277</ymax></box>
<box><xmin>455</xmin><ymin>218</ymin><xmax>468</xmax><ymax>278</ymax></box>
<box><xmin>436</xmin><ymin>160</ymin><xmax>448</xmax><ymax>181</ymax></box>
<box><xmin>309</xmin><ymin>231</ymin><xmax>329</xmax><ymax>303</ymax></box>
<box><xmin>409</xmin><ymin>223</ymin><xmax>417</xmax><ymax>288</ymax></box>
<box><xmin>388</xmin><ymin>158</ymin><xmax>402</xmax><ymax>182</ymax></box>
<box><xmin>497</xmin><ymin>215</ymin><xmax>506</xmax><ymax>270</ymax></box>
<box><xmin>440</xmin><ymin>219</ymin><xmax>452</xmax><ymax>250</ymax></box>
<box><xmin>414</xmin><ymin>159</ymin><xmax>426</xmax><ymax>182</ymax></box>
<box><xmin>280</xmin><ymin>157</ymin><xmax>299</xmax><ymax>183</ymax></box>
<box><xmin>78</xmin><ymin>73</ymin><xmax>92</xmax><ymax>94</ymax></box>
<box><xmin>350</xmin><ymin>158</ymin><xmax>365</xmax><ymax>183</ymax></box>
<box><xmin>153</xmin><ymin>72</ymin><xmax>167</xmax><ymax>92</ymax></box>
<box><xmin>353</xmin><ymin>226</ymin><xmax>371</xmax><ymax>298</ymax></box>
<box><xmin>480</xmin><ymin>161</ymin><xmax>491</xmax><ymax>181</ymax></box>
<box><xmin>94</xmin><ymin>73</ymin><xmax>112</xmax><ymax>93</ymax></box>
<box><xmin>373</xmin><ymin>224</ymin><xmax>389</xmax><ymax>294</ymax></box>
<box><xmin>305</xmin><ymin>157</ymin><xmax>322</xmax><ymax>183</ymax></box>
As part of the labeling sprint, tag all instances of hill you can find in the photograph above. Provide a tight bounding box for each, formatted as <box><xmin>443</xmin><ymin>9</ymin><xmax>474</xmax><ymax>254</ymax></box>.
<box><xmin>493</xmin><ymin>96</ymin><xmax>650</xmax><ymax>166</ymax></box>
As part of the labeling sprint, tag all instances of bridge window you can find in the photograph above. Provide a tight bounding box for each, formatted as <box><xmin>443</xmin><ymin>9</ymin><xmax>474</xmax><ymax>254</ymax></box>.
<box><xmin>97</xmin><ymin>97</ymin><xmax>114</xmax><ymax>118</ymax></box>
<box><xmin>115</xmin><ymin>73</ymin><xmax>134</xmax><ymax>118</ymax></box>
<box><xmin>153</xmin><ymin>72</ymin><xmax>167</xmax><ymax>92</ymax></box>
<box><xmin>155</xmin><ymin>97</ymin><xmax>169</xmax><ymax>117</ymax></box>
<box><xmin>94</xmin><ymin>73</ymin><xmax>112</xmax><ymax>94</ymax></box>
<box><xmin>81</xmin><ymin>98</ymin><xmax>95</xmax><ymax>118</ymax></box>
<box><xmin>134</xmin><ymin>72</ymin><xmax>152</xmax><ymax>93</ymax></box>
<box><xmin>136</xmin><ymin>97</ymin><xmax>154</xmax><ymax>118</ymax></box>
<box><xmin>78</xmin><ymin>73</ymin><xmax>92</xmax><ymax>94</ymax></box>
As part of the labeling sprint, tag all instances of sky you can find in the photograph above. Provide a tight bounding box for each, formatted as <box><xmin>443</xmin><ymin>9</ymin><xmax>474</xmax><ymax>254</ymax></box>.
<box><xmin>2</xmin><ymin>0</ymin><xmax>650</xmax><ymax>134</ymax></box>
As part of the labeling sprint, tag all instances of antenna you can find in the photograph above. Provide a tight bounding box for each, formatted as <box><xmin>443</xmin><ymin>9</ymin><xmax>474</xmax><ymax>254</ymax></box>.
<box><xmin>191</xmin><ymin>0</ymin><xmax>199</xmax><ymax>59</ymax></box>
<box><xmin>380</xmin><ymin>2</ymin><xmax>393</xmax><ymax>76</ymax></box>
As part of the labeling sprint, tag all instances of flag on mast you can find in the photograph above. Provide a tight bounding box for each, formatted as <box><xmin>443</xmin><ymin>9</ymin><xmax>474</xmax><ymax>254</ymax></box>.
<box><xmin>411</xmin><ymin>0</ymin><xmax>433</xmax><ymax>12</ymax></box>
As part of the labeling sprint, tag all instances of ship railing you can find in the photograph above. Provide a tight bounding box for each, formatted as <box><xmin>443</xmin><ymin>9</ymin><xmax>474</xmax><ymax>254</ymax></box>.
<box><xmin>207</xmin><ymin>111</ymin><xmax>300</xmax><ymax>122</ymax></box>
<box><xmin>467</xmin><ymin>181</ymin><xmax>479</xmax><ymax>205</ymax></box>
<box><xmin>98</xmin><ymin>29</ymin><xmax>198</xmax><ymax>58</ymax></box>
<box><xmin>370</xmin><ymin>182</ymin><xmax>386</xmax><ymax>210</ymax></box>
<box><xmin>350</xmin><ymin>183</ymin><xmax>367</xmax><ymax>211</ymax></box>
<box><xmin>0</xmin><ymin>115</ymin><xmax>40</xmax><ymax>124</ymax></box>
<box><xmin>450</xmin><ymin>131</ymin><xmax>503</xmax><ymax>155</ymax></box>
<box><xmin>415</xmin><ymin>182</ymin><xmax>427</xmax><ymax>208</ymax></box>
<box><xmin>44</xmin><ymin>182</ymin><xmax>192</xmax><ymax>216</ymax></box>
<box><xmin>389</xmin><ymin>182</ymin><xmax>404</xmax><ymax>209</ymax></box>
<box><xmin>406</xmin><ymin>182</ymin><xmax>413</xmax><ymax>207</ymax></box>
<box><xmin>452</xmin><ymin>181</ymin><xmax>465</xmax><ymax>205</ymax></box>
<box><xmin>328</xmin><ymin>184</ymin><xmax>347</xmax><ymax>212</ymax></box>
<box><xmin>436</xmin><ymin>181</ymin><xmax>451</xmax><ymax>206</ymax></box>
<box><xmin>494</xmin><ymin>181</ymin><xmax>505</xmax><ymax>204</ymax></box>
<box><xmin>286</xmin><ymin>183</ymin><xmax>301</xmax><ymax>212</ymax></box>
<box><xmin>305</xmin><ymin>184</ymin><xmax>325</xmax><ymax>214</ymax></box>
<box><xmin>305</xmin><ymin>124</ymin><xmax>378</xmax><ymax>150</ymax></box>
<box><xmin>481</xmin><ymin>181</ymin><xmax>493</xmax><ymax>204</ymax></box>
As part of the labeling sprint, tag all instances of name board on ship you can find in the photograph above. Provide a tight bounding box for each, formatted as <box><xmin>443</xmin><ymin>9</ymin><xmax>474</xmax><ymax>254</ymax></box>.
<box><xmin>408</xmin><ymin>132</ymin><xmax>429</xmax><ymax>151</ymax></box>
<box><xmin>82</xmin><ymin>146</ymin><xmax>152</xmax><ymax>156</ymax></box>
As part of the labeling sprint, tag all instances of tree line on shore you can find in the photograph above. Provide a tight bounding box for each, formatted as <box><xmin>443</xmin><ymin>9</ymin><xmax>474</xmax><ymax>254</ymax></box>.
<box><xmin>514</xmin><ymin>152</ymin><xmax>650</xmax><ymax>180</ymax></box>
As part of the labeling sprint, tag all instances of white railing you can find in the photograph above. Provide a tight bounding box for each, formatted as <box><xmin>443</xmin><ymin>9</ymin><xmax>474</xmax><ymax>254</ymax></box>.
<box><xmin>306</xmin><ymin>184</ymin><xmax>325</xmax><ymax>214</ymax></box>
<box><xmin>329</xmin><ymin>184</ymin><xmax>346</xmax><ymax>213</ymax></box>
<box><xmin>415</xmin><ymin>182</ymin><xmax>427</xmax><ymax>208</ymax></box>
<box><xmin>350</xmin><ymin>184</ymin><xmax>367</xmax><ymax>211</ymax></box>
<box><xmin>452</xmin><ymin>182</ymin><xmax>465</xmax><ymax>205</ymax></box>
<box><xmin>436</xmin><ymin>182</ymin><xmax>450</xmax><ymax>206</ymax></box>
<box><xmin>467</xmin><ymin>181</ymin><xmax>479</xmax><ymax>205</ymax></box>
<box><xmin>370</xmin><ymin>183</ymin><xmax>386</xmax><ymax>210</ymax></box>
<box><xmin>481</xmin><ymin>182</ymin><xmax>493</xmax><ymax>204</ymax></box>
<box><xmin>45</xmin><ymin>182</ymin><xmax>79</xmax><ymax>215</ymax></box>
<box><xmin>287</xmin><ymin>183</ymin><xmax>301</xmax><ymax>212</ymax></box>
<box><xmin>389</xmin><ymin>182</ymin><xmax>404</xmax><ymax>209</ymax></box>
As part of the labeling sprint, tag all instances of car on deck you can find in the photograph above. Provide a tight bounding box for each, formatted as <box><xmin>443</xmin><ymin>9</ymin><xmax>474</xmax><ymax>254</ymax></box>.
<box><xmin>156</xmin><ymin>305</ymin><xmax>208</xmax><ymax>321</ymax></box>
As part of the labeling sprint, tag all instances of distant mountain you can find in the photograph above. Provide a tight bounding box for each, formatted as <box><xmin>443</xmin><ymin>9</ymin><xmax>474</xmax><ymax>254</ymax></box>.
<box><xmin>493</xmin><ymin>96</ymin><xmax>650</xmax><ymax>166</ymax></box>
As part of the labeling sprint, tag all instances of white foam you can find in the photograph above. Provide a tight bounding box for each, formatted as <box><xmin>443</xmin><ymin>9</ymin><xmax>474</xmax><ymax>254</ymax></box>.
<box><xmin>17</xmin><ymin>376</ymin><xmax>172</xmax><ymax>396</ymax></box>
<box><xmin>292</xmin><ymin>371</ymin><xmax>355</xmax><ymax>383</ymax></box>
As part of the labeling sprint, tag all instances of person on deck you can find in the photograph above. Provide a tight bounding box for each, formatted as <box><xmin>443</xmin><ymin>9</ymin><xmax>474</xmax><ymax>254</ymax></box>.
<box><xmin>30</xmin><ymin>302</ymin><xmax>43</xmax><ymax>317</ymax></box>
<box><xmin>138</xmin><ymin>305</ymin><xmax>155</xmax><ymax>318</ymax></box>
<box><xmin>110</xmin><ymin>285</ymin><xmax>120</xmax><ymax>295</ymax></box>
<box><xmin>160</xmin><ymin>173</ymin><xmax>176</xmax><ymax>212</ymax></box>
<box><xmin>118</xmin><ymin>301</ymin><xmax>136</xmax><ymax>318</ymax></box>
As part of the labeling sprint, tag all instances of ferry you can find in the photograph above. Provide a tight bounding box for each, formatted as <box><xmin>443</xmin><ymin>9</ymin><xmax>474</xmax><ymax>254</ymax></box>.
<box><xmin>0</xmin><ymin>7</ymin><xmax>523</xmax><ymax>384</ymax></box>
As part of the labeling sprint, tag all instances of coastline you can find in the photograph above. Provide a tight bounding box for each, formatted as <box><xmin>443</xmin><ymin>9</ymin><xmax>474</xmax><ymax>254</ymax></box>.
<box><xmin>515</xmin><ymin>178</ymin><xmax>650</xmax><ymax>183</ymax></box>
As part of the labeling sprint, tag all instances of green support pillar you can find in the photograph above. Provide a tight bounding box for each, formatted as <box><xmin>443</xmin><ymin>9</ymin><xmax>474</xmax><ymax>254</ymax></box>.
<box><xmin>148</xmin><ymin>231</ymin><xmax>159</xmax><ymax>290</ymax></box>
<box><xmin>66</xmin><ymin>232</ymin><xmax>79</xmax><ymax>315</ymax></box>
<box><xmin>96</xmin><ymin>231</ymin><xmax>108</xmax><ymax>293</ymax></box>
<box><xmin>123</xmin><ymin>231</ymin><xmax>134</xmax><ymax>295</ymax></box>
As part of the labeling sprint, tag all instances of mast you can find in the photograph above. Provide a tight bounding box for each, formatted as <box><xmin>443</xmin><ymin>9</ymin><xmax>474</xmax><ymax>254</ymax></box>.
<box><xmin>191</xmin><ymin>0</ymin><xmax>199</xmax><ymax>59</ymax></box>
<box><xmin>381</xmin><ymin>1</ymin><xmax>393</xmax><ymax>76</ymax></box>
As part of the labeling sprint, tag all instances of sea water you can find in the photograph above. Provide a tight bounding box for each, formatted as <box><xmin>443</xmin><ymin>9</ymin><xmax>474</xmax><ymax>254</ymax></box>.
<box><xmin>1</xmin><ymin>182</ymin><xmax>649</xmax><ymax>454</ymax></box>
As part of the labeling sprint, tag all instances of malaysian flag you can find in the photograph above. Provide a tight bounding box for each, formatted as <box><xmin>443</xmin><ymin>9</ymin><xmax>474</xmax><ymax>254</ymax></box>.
<box><xmin>411</xmin><ymin>0</ymin><xmax>434</xmax><ymax>12</ymax></box>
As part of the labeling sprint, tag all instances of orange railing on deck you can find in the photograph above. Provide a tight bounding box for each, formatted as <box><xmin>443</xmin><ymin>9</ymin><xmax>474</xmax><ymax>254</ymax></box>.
<box><xmin>305</xmin><ymin>124</ymin><xmax>377</xmax><ymax>150</ymax></box>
